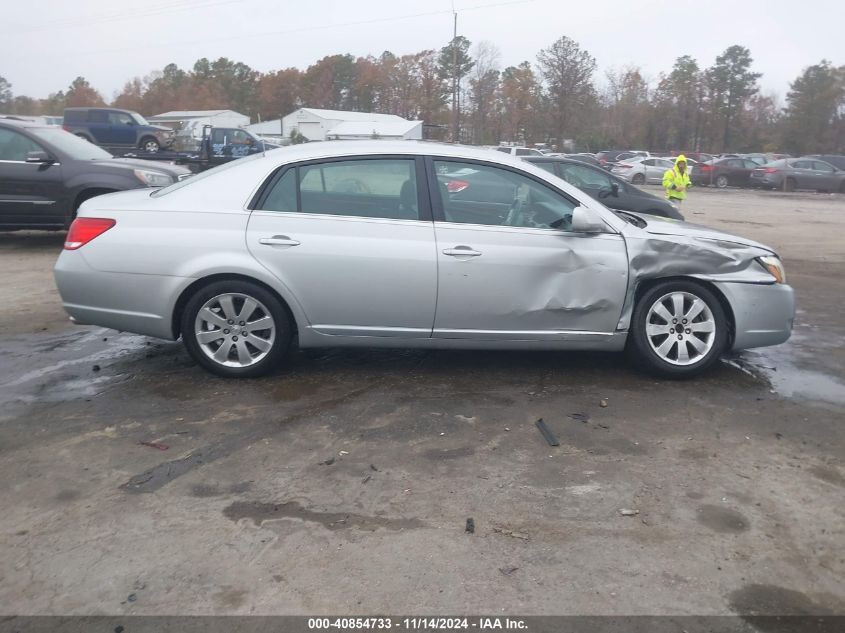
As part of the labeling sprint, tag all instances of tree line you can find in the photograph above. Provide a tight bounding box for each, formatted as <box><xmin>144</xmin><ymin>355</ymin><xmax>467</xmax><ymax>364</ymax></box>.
<box><xmin>1</xmin><ymin>36</ymin><xmax>843</xmax><ymax>155</ymax></box>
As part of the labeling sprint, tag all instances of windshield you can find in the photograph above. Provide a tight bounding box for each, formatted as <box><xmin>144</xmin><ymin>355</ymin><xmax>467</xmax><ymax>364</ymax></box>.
<box><xmin>131</xmin><ymin>112</ymin><xmax>150</xmax><ymax>125</ymax></box>
<box><xmin>30</xmin><ymin>128</ymin><xmax>113</xmax><ymax>160</ymax></box>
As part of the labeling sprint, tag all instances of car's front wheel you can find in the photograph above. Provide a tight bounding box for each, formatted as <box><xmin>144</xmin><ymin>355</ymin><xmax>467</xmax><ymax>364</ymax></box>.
<box><xmin>628</xmin><ymin>281</ymin><xmax>728</xmax><ymax>377</ymax></box>
<box><xmin>632</xmin><ymin>173</ymin><xmax>645</xmax><ymax>185</ymax></box>
<box><xmin>140</xmin><ymin>137</ymin><xmax>160</xmax><ymax>153</ymax></box>
<box><xmin>181</xmin><ymin>280</ymin><xmax>292</xmax><ymax>377</ymax></box>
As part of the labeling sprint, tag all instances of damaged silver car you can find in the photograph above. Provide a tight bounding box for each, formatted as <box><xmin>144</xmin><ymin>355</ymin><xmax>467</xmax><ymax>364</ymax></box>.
<box><xmin>54</xmin><ymin>142</ymin><xmax>794</xmax><ymax>378</ymax></box>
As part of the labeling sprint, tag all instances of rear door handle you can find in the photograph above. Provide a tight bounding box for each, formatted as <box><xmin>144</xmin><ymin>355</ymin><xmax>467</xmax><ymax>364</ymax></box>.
<box><xmin>443</xmin><ymin>246</ymin><xmax>481</xmax><ymax>257</ymax></box>
<box><xmin>259</xmin><ymin>235</ymin><xmax>300</xmax><ymax>247</ymax></box>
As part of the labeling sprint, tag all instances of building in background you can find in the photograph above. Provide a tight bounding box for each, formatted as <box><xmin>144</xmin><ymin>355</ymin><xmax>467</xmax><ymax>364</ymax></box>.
<box><xmin>257</xmin><ymin>108</ymin><xmax>423</xmax><ymax>142</ymax></box>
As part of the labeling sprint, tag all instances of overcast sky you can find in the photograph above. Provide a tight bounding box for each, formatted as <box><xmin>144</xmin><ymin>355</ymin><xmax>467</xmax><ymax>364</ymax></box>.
<box><xmin>1</xmin><ymin>0</ymin><xmax>840</xmax><ymax>103</ymax></box>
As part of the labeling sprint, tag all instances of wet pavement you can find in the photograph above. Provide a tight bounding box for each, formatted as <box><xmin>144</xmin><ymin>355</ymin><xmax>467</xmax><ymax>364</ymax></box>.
<box><xmin>1</xmin><ymin>189</ymin><xmax>843</xmax><ymax>616</ymax></box>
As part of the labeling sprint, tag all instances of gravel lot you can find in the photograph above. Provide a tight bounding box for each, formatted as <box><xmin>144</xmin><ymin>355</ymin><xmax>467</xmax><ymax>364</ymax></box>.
<box><xmin>1</xmin><ymin>187</ymin><xmax>843</xmax><ymax>617</ymax></box>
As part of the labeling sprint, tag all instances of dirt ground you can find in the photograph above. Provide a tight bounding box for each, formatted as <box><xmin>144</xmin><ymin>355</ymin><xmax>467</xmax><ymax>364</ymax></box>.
<box><xmin>0</xmin><ymin>187</ymin><xmax>843</xmax><ymax>617</ymax></box>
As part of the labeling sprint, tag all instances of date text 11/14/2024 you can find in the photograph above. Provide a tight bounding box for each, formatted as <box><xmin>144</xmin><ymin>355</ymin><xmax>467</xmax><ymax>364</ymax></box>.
<box><xmin>308</xmin><ymin>617</ymin><xmax>528</xmax><ymax>630</ymax></box>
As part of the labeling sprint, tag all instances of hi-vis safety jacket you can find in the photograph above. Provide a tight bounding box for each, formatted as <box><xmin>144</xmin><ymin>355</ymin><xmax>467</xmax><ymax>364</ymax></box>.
<box><xmin>662</xmin><ymin>155</ymin><xmax>692</xmax><ymax>201</ymax></box>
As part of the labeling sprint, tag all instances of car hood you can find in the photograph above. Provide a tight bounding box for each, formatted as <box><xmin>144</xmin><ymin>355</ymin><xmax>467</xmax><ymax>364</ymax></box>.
<box><xmin>635</xmin><ymin>215</ymin><xmax>774</xmax><ymax>252</ymax></box>
<box><xmin>94</xmin><ymin>158</ymin><xmax>191</xmax><ymax>177</ymax></box>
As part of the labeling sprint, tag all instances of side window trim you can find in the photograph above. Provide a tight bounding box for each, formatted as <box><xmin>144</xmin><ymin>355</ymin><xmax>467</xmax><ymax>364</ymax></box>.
<box><xmin>424</xmin><ymin>155</ymin><xmax>584</xmax><ymax>230</ymax></box>
<box><xmin>250</xmin><ymin>155</ymin><xmax>432</xmax><ymax>222</ymax></box>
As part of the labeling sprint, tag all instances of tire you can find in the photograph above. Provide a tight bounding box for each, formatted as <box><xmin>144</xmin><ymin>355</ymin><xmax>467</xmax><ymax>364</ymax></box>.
<box><xmin>181</xmin><ymin>280</ymin><xmax>292</xmax><ymax>378</ymax></box>
<box><xmin>140</xmin><ymin>137</ymin><xmax>160</xmax><ymax>153</ymax></box>
<box><xmin>715</xmin><ymin>175</ymin><xmax>729</xmax><ymax>188</ymax></box>
<box><xmin>632</xmin><ymin>173</ymin><xmax>646</xmax><ymax>185</ymax></box>
<box><xmin>783</xmin><ymin>177</ymin><xmax>796</xmax><ymax>192</ymax></box>
<box><xmin>627</xmin><ymin>280</ymin><xmax>728</xmax><ymax>378</ymax></box>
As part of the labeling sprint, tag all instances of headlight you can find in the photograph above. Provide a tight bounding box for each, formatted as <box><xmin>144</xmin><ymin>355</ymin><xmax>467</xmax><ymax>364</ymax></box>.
<box><xmin>758</xmin><ymin>255</ymin><xmax>786</xmax><ymax>284</ymax></box>
<box><xmin>134</xmin><ymin>169</ymin><xmax>173</xmax><ymax>187</ymax></box>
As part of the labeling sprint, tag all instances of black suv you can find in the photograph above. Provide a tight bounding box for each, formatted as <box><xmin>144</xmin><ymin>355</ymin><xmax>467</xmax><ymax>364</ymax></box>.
<box><xmin>523</xmin><ymin>156</ymin><xmax>683</xmax><ymax>220</ymax></box>
<box><xmin>0</xmin><ymin>118</ymin><xmax>189</xmax><ymax>230</ymax></box>
<box><xmin>63</xmin><ymin>107</ymin><xmax>174</xmax><ymax>153</ymax></box>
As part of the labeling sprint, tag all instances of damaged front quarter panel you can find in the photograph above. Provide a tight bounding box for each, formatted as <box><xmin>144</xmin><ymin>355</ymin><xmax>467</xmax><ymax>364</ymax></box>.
<box><xmin>616</xmin><ymin>219</ymin><xmax>777</xmax><ymax>332</ymax></box>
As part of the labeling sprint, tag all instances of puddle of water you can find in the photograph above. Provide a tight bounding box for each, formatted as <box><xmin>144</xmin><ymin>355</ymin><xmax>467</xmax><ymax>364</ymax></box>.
<box><xmin>727</xmin><ymin>328</ymin><xmax>845</xmax><ymax>407</ymax></box>
<box><xmin>0</xmin><ymin>328</ymin><xmax>148</xmax><ymax>415</ymax></box>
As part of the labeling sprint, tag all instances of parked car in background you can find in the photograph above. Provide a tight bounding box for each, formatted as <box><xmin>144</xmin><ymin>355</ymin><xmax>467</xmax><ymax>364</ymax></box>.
<box><xmin>691</xmin><ymin>157</ymin><xmax>760</xmax><ymax>188</ymax></box>
<box><xmin>808</xmin><ymin>155</ymin><xmax>845</xmax><ymax>171</ymax></box>
<box><xmin>494</xmin><ymin>146</ymin><xmax>545</xmax><ymax>157</ymax></box>
<box><xmin>596</xmin><ymin>150</ymin><xmax>628</xmax><ymax>168</ymax></box>
<box><xmin>523</xmin><ymin>156</ymin><xmax>682</xmax><ymax>220</ymax></box>
<box><xmin>611</xmin><ymin>156</ymin><xmax>675</xmax><ymax>184</ymax></box>
<box><xmin>749</xmin><ymin>158</ymin><xmax>845</xmax><ymax>192</ymax></box>
<box><xmin>55</xmin><ymin>140</ymin><xmax>793</xmax><ymax>379</ymax></box>
<box><xmin>564</xmin><ymin>153</ymin><xmax>602</xmax><ymax>167</ymax></box>
<box><xmin>63</xmin><ymin>107</ymin><xmax>175</xmax><ymax>153</ymax></box>
<box><xmin>0</xmin><ymin>118</ymin><xmax>189</xmax><ymax>230</ymax></box>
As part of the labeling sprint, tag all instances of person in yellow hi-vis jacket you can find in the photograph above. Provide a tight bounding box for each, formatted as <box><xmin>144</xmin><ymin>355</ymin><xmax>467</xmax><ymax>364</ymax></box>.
<box><xmin>662</xmin><ymin>154</ymin><xmax>692</xmax><ymax>206</ymax></box>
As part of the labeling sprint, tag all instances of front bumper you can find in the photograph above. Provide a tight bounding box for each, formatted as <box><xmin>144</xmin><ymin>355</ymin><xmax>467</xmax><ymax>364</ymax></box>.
<box><xmin>714</xmin><ymin>281</ymin><xmax>795</xmax><ymax>350</ymax></box>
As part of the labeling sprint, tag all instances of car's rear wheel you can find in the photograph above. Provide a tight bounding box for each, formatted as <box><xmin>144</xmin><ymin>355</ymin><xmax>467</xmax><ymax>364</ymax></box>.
<box><xmin>140</xmin><ymin>137</ymin><xmax>160</xmax><ymax>153</ymax></box>
<box><xmin>632</xmin><ymin>173</ymin><xmax>646</xmax><ymax>185</ymax></box>
<box><xmin>715</xmin><ymin>175</ymin><xmax>729</xmax><ymax>188</ymax></box>
<box><xmin>627</xmin><ymin>281</ymin><xmax>728</xmax><ymax>377</ymax></box>
<box><xmin>181</xmin><ymin>280</ymin><xmax>292</xmax><ymax>378</ymax></box>
<box><xmin>784</xmin><ymin>177</ymin><xmax>796</xmax><ymax>192</ymax></box>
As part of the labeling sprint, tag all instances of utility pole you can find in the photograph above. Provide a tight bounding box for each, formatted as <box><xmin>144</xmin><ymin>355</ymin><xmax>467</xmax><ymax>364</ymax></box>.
<box><xmin>451</xmin><ymin>10</ymin><xmax>458</xmax><ymax>143</ymax></box>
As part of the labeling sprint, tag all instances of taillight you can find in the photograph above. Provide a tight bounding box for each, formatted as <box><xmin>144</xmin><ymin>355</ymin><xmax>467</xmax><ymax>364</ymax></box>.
<box><xmin>62</xmin><ymin>124</ymin><xmax>70</xmax><ymax>131</ymax></box>
<box><xmin>65</xmin><ymin>218</ymin><xmax>116</xmax><ymax>250</ymax></box>
<box><xmin>763</xmin><ymin>167</ymin><xmax>779</xmax><ymax>173</ymax></box>
<box><xmin>700</xmin><ymin>165</ymin><xmax>714</xmax><ymax>172</ymax></box>
<box><xmin>446</xmin><ymin>179</ymin><xmax>469</xmax><ymax>193</ymax></box>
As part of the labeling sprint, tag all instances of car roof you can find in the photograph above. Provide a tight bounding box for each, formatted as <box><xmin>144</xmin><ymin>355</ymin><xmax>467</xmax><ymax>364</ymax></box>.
<box><xmin>0</xmin><ymin>117</ymin><xmax>50</xmax><ymax>129</ymax></box>
<box><xmin>249</xmin><ymin>140</ymin><xmax>542</xmax><ymax>168</ymax></box>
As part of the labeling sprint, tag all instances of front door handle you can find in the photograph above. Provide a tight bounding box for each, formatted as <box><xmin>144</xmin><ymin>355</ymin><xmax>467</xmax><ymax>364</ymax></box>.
<box><xmin>259</xmin><ymin>235</ymin><xmax>300</xmax><ymax>247</ymax></box>
<box><xmin>443</xmin><ymin>246</ymin><xmax>481</xmax><ymax>258</ymax></box>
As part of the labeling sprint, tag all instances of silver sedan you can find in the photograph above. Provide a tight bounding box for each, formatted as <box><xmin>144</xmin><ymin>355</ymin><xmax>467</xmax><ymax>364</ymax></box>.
<box><xmin>54</xmin><ymin>142</ymin><xmax>794</xmax><ymax>378</ymax></box>
<box><xmin>612</xmin><ymin>156</ymin><xmax>677</xmax><ymax>184</ymax></box>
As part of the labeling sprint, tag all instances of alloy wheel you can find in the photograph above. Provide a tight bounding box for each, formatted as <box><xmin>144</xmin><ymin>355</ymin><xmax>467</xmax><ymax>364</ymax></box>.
<box><xmin>645</xmin><ymin>291</ymin><xmax>716</xmax><ymax>366</ymax></box>
<box><xmin>194</xmin><ymin>293</ymin><xmax>276</xmax><ymax>368</ymax></box>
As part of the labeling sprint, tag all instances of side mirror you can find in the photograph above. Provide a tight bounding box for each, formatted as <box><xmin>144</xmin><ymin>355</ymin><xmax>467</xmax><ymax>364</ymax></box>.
<box><xmin>571</xmin><ymin>205</ymin><xmax>607</xmax><ymax>233</ymax></box>
<box><xmin>611</xmin><ymin>182</ymin><xmax>620</xmax><ymax>197</ymax></box>
<box><xmin>26</xmin><ymin>151</ymin><xmax>53</xmax><ymax>164</ymax></box>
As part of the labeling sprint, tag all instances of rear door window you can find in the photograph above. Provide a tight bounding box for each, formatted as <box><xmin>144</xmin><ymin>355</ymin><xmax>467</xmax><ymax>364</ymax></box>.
<box><xmin>559</xmin><ymin>163</ymin><xmax>612</xmax><ymax>189</ymax></box>
<box><xmin>812</xmin><ymin>161</ymin><xmax>834</xmax><ymax>173</ymax></box>
<box><xmin>259</xmin><ymin>158</ymin><xmax>420</xmax><ymax>221</ymax></box>
<box><xmin>88</xmin><ymin>110</ymin><xmax>108</xmax><ymax>123</ymax></box>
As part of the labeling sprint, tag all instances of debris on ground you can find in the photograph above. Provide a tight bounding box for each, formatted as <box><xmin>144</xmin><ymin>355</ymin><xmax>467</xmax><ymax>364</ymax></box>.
<box><xmin>619</xmin><ymin>508</ymin><xmax>639</xmax><ymax>516</ymax></box>
<box><xmin>338</xmin><ymin>450</ymin><xmax>349</xmax><ymax>456</ymax></box>
<box><xmin>370</xmin><ymin>464</ymin><xmax>378</xmax><ymax>472</ymax></box>
<box><xmin>319</xmin><ymin>457</ymin><xmax>335</xmax><ymax>466</ymax></box>
<box><xmin>126</xmin><ymin>593</ymin><xmax>137</xmax><ymax>603</ymax></box>
<box><xmin>92</xmin><ymin>365</ymin><xmax>101</xmax><ymax>372</ymax></box>
<box><xmin>139</xmin><ymin>441</ymin><xmax>168</xmax><ymax>451</ymax></box>
<box><xmin>600</xmin><ymin>399</ymin><xmax>608</xmax><ymax>408</ymax></box>
<box><xmin>465</xmin><ymin>518</ymin><xmax>475</xmax><ymax>534</ymax></box>
<box><xmin>504</xmin><ymin>427</ymin><xmax>510</xmax><ymax>432</ymax></box>
<box><xmin>535</xmin><ymin>418</ymin><xmax>559</xmax><ymax>447</ymax></box>
<box><xmin>499</xmin><ymin>566</ymin><xmax>519</xmax><ymax>576</ymax></box>
<box><xmin>492</xmin><ymin>527</ymin><xmax>530</xmax><ymax>540</ymax></box>
<box><xmin>597</xmin><ymin>423</ymin><xmax>610</xmax><ymax>430</ymax></box>
<box><xmin>361</xmin><ymin>475</ymin><xmax>371</xmax><ymax>484</ymax></box>
<box><xmin>569</xmin><ymin>412</ymin><xmax>591</xmax><ymax>423</ymax></box>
